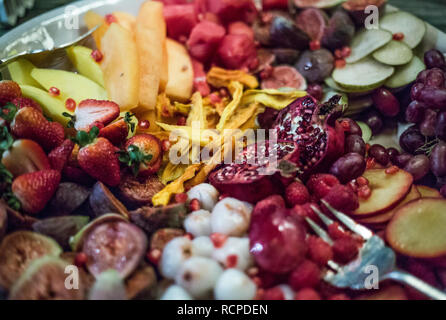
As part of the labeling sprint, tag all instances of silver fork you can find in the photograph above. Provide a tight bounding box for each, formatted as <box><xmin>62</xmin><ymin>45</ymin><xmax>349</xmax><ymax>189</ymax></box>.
<box><xmin>305</xmin><ymin>200</ymin><xmax>446</xmax><ymax>300</ymax></box>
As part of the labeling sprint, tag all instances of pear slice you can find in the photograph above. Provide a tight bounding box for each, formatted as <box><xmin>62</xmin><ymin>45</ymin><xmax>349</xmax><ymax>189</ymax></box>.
<box><xmin>380</xmin><ymin>11</ymin><xmax>426</xmax><ymax>49</ymax></box>
<box><xmin>7</xmin><ymin>59</ymin><xmax>42</xmax><ymax>88</ymax></box>
<box><xmin>332</xmin><ymin>57</ymin><xmax>394</xmax><ymax>91</ymax></box>
<box><xmin>373</xmin><ymin>40</ymin><xmax>413</xmax><ymax>66</ymax></box>
<box><xmin>384</xmin><ymin>56</ymin><xmax>425</xmax><ymax>89</ymax></box>
<box><xmin>66</xmin><ymin>46</ymin><xmax>105</xmax><ymax>87</ymax></box>
<box><xmin>416</xmin><ymin>185</ymin><xmax>442</xmax><ymax>198</ymax></box>
<box><xmin>346</xmin><ymin>29</ymin><xmax>392</xmax><ymax>63</ymax></box>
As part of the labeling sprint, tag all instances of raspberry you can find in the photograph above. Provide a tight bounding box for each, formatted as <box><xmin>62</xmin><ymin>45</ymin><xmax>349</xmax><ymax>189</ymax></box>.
<box><xmin>285</xmin><ymin>181</ymin><xmax>310</xmax><ymax>207</ymax></box>
<box><xmin>252</xmin><ymin>195</ymin><xmax>286</xmax><ymax>220</ymax></box>
<box><xmin>288</xmin><ymin>260</ymin><xmax>321</xmax><ymax>290</ymax></box>
<box><xmin>262</xmin><ymin>286</ymin><xmax>285</xmax><ymax>300</ymax></box>
<box><xmin>291</xmin><ymin>203</ymin><xmax>320</xmax><ymax>222</ymax></box>
<box><xmin>332</xmin><ymin>238</ymin><xmax>359</xmax><ymax>264</ymax></box>
<box><xmin>307</xmin><ymin>236</ymin><xmax>333</xmax><ymax>266</ymax></box>
<box><xmin>323</xmin><ymin>184</ymin><xmax>359</xmax><ymax>214</ymax></box>
<box><xmin>306</xmin><ymin>174</ymin><xmax>340</xmax><ymax>200</ymax></box>
<box><xmin>329</xmin><ymin>293</ymin><xmax>350</xmax><ymax>300</ymax></box>
<box><xmin>294</xmin><ymin>288</ymin><xmax>321</xmax><ymax>300</ymax></box>
<box><xmin>11</xmin><ymin>97</ymin><xmax>42</xmax><ymax>113</ymax></box>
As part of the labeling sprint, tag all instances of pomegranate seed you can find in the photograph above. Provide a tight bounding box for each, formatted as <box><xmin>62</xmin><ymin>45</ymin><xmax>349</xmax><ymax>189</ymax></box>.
<box><xmin>385</xmin><ymin>165</ymin><xmax>399</xmax><ymax>175</ymax></box>
<box><xmin>65</xmin><ymin>98</ymin><xmax>76</xmax><ymax>112</ymax></box>
<box><xmin>261</xmin><ymin>12</ymin><xmax>273</xmax><ymax>24</ymax></box>
<box><xmin>177</xmin><ymin>116</ymin><xmax>186</xmax><ymax>126</ymax></box>
<box><xmin>366</xmin><ymin>143</ymin><xmax>371</xmax><ymax>153</ymax></box>
<box><xmin>91</xmin><ymin>49</ymin><xmax>103</xmax><ymax>62</ymax></box>
<box><xmin>366</xmin><ymin>157</ymin><xmax>376</xmax><ymax>169</ymax></box>
<box><xmin>335</xmin><ymin>59</ymin><xmax>346</xmax><ymax>69</ymax></box>
<box><xmin>209</xmin><ymin>93</ymin><xmax>221</xmax><ymax>104</ymax></box>
<box><xmin>348</xmin><ymin>180</ymin><xmax>358</xmax><ymax>192</ymax></box>
<box><xmin>184</xmin><ymin>233</ymin><xmax>194</xmax><ymax>240</ymax></box>
<box><xmin>356</xmin><ymin>176</ymin><xmax>369</xmax><ymax>187</ymax></box>
<box><xmin>174</xmin><ymin>193</ymin><xmax>188</xmax><ymax>204</ymax></box>
<box><xmin>226</xmin><ymin>255</ymin><xmax>238</xmax><ymax>268</ymax></box>
<box><xmin>358</xmin><ymin>186</ymin><xmax>372</xmax><ymax>199</ymax></box>
<box><xmin>309</xmin><ymin>40</ymin><xmax>321</xmax><ymax>51</ymax></box>
<box><xmin>247</xmin><ymin>267</ymin><xmax>259</xmax><ymax>277</ymax></box>
<box><xmin>146</xmin><ymin>248</ymin><xmax>162</xmax><ymax>265</ymax></box>
<box><xmin>260</xmin><ymin>65</ymin><xmax>273</xmax><ymax>80</ymax></box>
<box><xmin>189</xmin><ymin>198</ymin><xmax>201</xmax><ymax>211</ymax></box>
<box><xmin>105</xmin><ymin>14</ymin><xmax>117</xmax><ymax>25</ymax></box>
<box><xmin>210</xmin><ymin>233</ymin><xmax>228</xmax><ymax>248</ymax></box>
<box><xmin>139</xmin><ymin>119</ymin><xmax>150</xmax><ymax>130</ymax></box>
<box><xmin>49</xmin><ymin>87</ymin><xmax>60</xmax><ymax>96</ymax></box>
<box><xmin>161</xmin><ymin>140</ymin><xmax>171</xmax><ymax>152</ymax></box>
<box><xmin>219</xmin><ymin>88</ymin><xmax>228</xmax><ymax>98</ymax></box>
<box><xmin>341</xmin><ymin>46</ymin><xmax>351</xmax><ymax>58</ymax></box>
<box><xmin>334</xmin><ymin>49</ymin><xmax>343</xmax><ymax>59</ymax></box>
<box><xmin>393</xmin><ymin>32</ymin><xmax>405</xmax><ymax>41</ymax></box>
<box><xmin>74</xmin><ymin>252</ymin><xmax>88</xmax><ymax>268</ymax></box>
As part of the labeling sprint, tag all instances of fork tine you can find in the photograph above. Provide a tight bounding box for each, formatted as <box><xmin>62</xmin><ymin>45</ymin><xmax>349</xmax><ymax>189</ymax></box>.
<box><xmin>304</xmin><ymin>217</ymin><xmax>333</xmax><ymax>245</ymax></box>
<box><xmin>320</xmin><ymin>200</ymin><xmax>373</xmax><ymax>240</ymax></box>
<box><xmin>310</xmin><ymin>204</ymin><xmax>344</xmax><ymax>232</ymax></box>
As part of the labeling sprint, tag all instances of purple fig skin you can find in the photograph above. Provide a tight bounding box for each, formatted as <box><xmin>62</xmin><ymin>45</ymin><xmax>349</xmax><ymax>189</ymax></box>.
<box><xmin>89</xmin><ymin>182</ymin><xmax>129</xmax><ymax>218</ymax></box>
<box><xmin>342</xmin><ymin>0</ymin><xmax>387</xmax><ymax>26</ymax></box>
<box><xmin>321</xmin><ymin>9</ymin><xmax>355</xmax><ymax>50</ymax></box>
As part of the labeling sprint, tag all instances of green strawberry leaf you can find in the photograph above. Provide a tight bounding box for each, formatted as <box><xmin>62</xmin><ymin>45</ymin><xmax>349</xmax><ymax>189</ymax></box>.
<box><xmin>0</xmin><ymin>103</ymin><xmax>18</xmax><ymax>123</ymax></box>
<box><xmin>0</xmin><ymin>126</ymin><xmax>13</xmax><ymax>155</ymax></box>
<box><xmin>124</xmin><ymin>112</ymin><xmax>136</xmax><ymax>133</ymax></box>
<box><xmin>63</xmin><ymin>112</ymin><xmax>75</xmax><ymax>128</ymax></box>
<box><xmin>117</xmin><ymin>144</ymin><xmax>153</xmax><ymax>177</ymax></box>
<box><xmin>71</xmin><ymin>126</ymin><xmax>100</xmax><ymax>148</ymax></box>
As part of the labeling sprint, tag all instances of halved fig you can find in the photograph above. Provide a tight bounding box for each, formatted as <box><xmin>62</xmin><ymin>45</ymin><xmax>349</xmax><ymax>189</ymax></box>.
<box><xmin>32</xmin><ymin>216</ymin><xmax>90</xmax><ymax>249</ymax></box>
<box><xmin>0</xmin><ymin>231</ymin><xmax>62</xmax><ymax>289</ymax></box>
<box><xmin>129</xmin><ymin>203</ymin><xmax>188</xmax><ymax>234</ymax></box>
<box><xmin>272</xmin><ymin>48</ymin><xmax>300</xmax><ymax>65</ymax></box>
<box><xmin>69</xmin><ymin>213</ymin><xmax>128</xmax><ymax>252</ymax></box>
<box><xmin>150</xmin><ymin>228</ymin><xmax>185</xmax><ymax>251</ymax></box>
<box><xmin>270</xmin><ymin>15</ymin><xmax>310</xmax><ymax>50</ymax></box>
<box><xmin>321</xmin><ymin>9</ymin><xmax>355</xmax><ymax>50</ymax></box>
<box><xmin>9</xmin><ymin>256</ymin><xmax>84</xmax><ymax>300</ymax></box>
<box><xmin>88</xmin><ymin>269</ymin><xmax>127</xmax><ymax>300</ymax></box>
<box><xmin>342</xmin><ymin>0</ymin><xmax>387</xmax><ymax>26</ymax></box>
<box><xmin>296</xmin><ymin>49</ymin><xmax>334</xmax><ymax>84</ymax></box>
<box><xmin>261</xmin><ymin>65</ymin><xmax>307</xmax><ymax>90</ymax></box>
<box><xmin>2</xmin><ymin>201</ymin><xmax>38</xmax><ymax>230</ymax></box>
<box><xmin>117</xmin><ymin>174</ymin><xmax>165</xmax><ymax>208</ymax></box>
<box><xmin>352</xmin><ymin>168</ymin><xmax>413</xmax><ymax>217</ymax></box>
<box><xmin>89</xmin><ymin>182</ymin><xmax>129</xmax><ymax>218</ymax></box>
<box><xmin>295</xmin><ymin>8</ymin><xmax>328</xmax><ymax>41</ymax></box>
<box><xmin>126</xmin><ymin>264</ymin><xmax>157</xmax><ymax>300</ymax></box>
<box><xmin>387</xmin><ymin>198</ymin><xmax>446</xmax><ymax>258</ymax></box>
<box><xmin>83</xmin><ymin>221</ymin><xmax>148</xmax><ymax>278</ymax></box>
<box><xmin>416</xmin><ymin>185</ymin><xmax>442</xmax><ymax>198</ymax></box>
<box><xmin>47</xmin><ymin>182</ymin><xmax>90</xmax><ymax>215</ymax></box>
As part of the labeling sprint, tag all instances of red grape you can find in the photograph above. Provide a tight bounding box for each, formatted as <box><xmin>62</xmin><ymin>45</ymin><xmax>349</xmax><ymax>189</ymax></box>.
<box><xmin>344</xmin><ymin>134</ymin><xmax>366</xmax><ymax>156</ymax></box>
<box><xmin>372</xmin><ymin>88</ymin><xmax>400</xmax><ymax>117</ymax></box>
<box><xmin>405</xmin><ymin>100</ymin><xmax>426</xmax><ymax>123</ymax></box>
<box><xmin>418</xmin><ymin>87</ymin><xmax>446</xmax><ymax>109</ymax></box>
<box><xmin>404</xmin><ymin>155</ymin><xmax>430</xmax><ymax>181</ymax></box>
<box><xmin>431</xmin><ymin>142</ymin><xmax>446</xmax><ymax>178</ymax></box>
<box><xmin>400</xmin><ymin>126</ymin><xmax>425</xmax><ymax>154</ymax></box>
<box><xmin>424</xmin><ymin>49</ymin><xmax>446</xmax><ymax>70</ymax></box>
<box><xmin>364</xmin><ymin>110</ymin><xmax>383</xmax><ymax>135</ymax></box>
<box><xmin>419</xmin><ymin>109</ymin><xmax>438</xmax><ymax>137</ymax></box>
<box><xmin>435</xmin><ymin>111</ymin><xmax>446</xmax><ymax>140</ymax></box>
<box><xmin>425</xmin><ymin>68</ymin><xmax>446</xmax><ymax>88</ymax></box>
<box><xmin>411</xmin><ymin>83</ymin><xmax>425</xmax><ymax>100</ymax></box>
<box><xmin>368</xmin><ymin>144</ymin><xmax>389</xmax><ymax>166</ymax></box>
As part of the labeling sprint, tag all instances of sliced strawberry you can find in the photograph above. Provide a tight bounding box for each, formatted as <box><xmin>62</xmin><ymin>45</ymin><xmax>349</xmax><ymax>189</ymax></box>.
<box><xmin>74</xmin><ymin>99</ymin><xmax>120</xmax><ymax>132</ymax></box>
<box><xmin>10</xmin><ymin>107</ymin><xmax>65</xmax><ymax>151</ymax></box>
<box><xmin>1</xmin><ymin>139</ymin><xmax>51</xmax><ymax>177</ymax></box>
<box><xmin>12</xmin><ymin>169</ymin><xmax>61</xmax><ymax>214</ymax></box>
<box><xmin>74</xmin><ymin>127</ymin><xmax>121</xmax><ymax>187</ymax></box>
<box><xmin>0</xmin><ymin>80</ymin><xmax>21</xmax><ymax>105</ymax></box>
<box><xmin>99</xmin><ymin>119</ymin><xmax>129</xmax><ymax>146</ymax></box>
<box><xmin>48</xmin><ymin>139</ymin><xmax>75</xmax><ymax>171</ymax></box>
<box><xmin>11</xmin><ymin>97</ymin><xmax>42</xmax><ymax>113</ymax></box>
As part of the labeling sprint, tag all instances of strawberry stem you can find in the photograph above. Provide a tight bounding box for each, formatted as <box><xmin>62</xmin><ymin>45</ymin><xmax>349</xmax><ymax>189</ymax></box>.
<box><xmin>0</xmin><ymin>163</ymin><xmax>21</xmax><ymax>211</ymax></box>
<box><xmin>117</xmin><ymin>144</ymin><xmax>153</xmax><ymax>177</ymax></box>
<box><xmin>63</xmin><ymin>112</ymin><xmax>76</xmax><ymax>128</ymax></box>
<box><xmin>71</xmin><ymin>126</ymin><xmax>100</xmax><ymax>148</ymax></box>
<box><xmin>0</xmin><ymin>126</ymin><xmax>13</xmax><ymax>157</ymax></box>
<box><xmin>124</xmin><ymin>112</ymin><xmax>136</xmax><ymax>134</ymax></box>
<box><xmin>0</xmin><ymin>103</ymin><xmax>18</xmax><ymax>123</ymax></box>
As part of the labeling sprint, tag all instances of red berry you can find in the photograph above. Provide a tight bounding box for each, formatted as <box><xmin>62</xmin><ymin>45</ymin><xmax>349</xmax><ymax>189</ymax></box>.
<box><xmin>65</xmin><ymin>98</ymin><xmax>76</xmax><ymax>112</ymax></box>
<box><xmin>328</xmin><ymin>222</ymin><xmax>350</xmax><ymax>240</ymax></box>
<box><xmin>262</xmin><ymin>287</ymin><xmax>285</xmax><ymax>300</ymax></box>
<box><xmin>366</xmin><ymin>157</ymin><xmax>376</xmax><ymax>169</ymax></box>
<box><xmin>309</xmin><ymin>40</ymin><xmax>321</xmax><ymax>51</ymax></box>
<box><xmin>291</xmin><ymin>202</ymin><xmax>320</xmax><ymax>222</ymax></box>
<box><xmin>356</xmin><ymin>176</ymin><xmax>369</xmax><ymax>186</ymax></box>
<box><xmin>332</xmin><ymin>237</ymin><xmax>359</xmax><ymax>264</ymax></box>
<box><xmin>288</xmin><ymin>260</ymin><xmax>321</xmax><ymax>290</ymax></box>
<box><xmin>323</xmin><ymin>184</ymin><xmax>359</xmax><ymax>214</ymax></box>
<box><xmin>358</xmin><ymin>185</ymin><xmax>372</xmax><ymax>199</ymax></box>
<box><xmin>393</xmin><ymin>32</ymin><xmax>405</xmax><ymax>41</ymax></box>
<box><xmin>385</xmin><ymin>165</ymin><xmax>399</xmax><ymax>175</ymax></box>
<box><xmin>226</xmin><ymin>254</ymin><xmax>238</xmax><ymax>268</ymax></box>
<box><xmin>147</xmin><ymin>248</ymin><xmax>162</xmax><ymax>265</ymax></box>
<box><xmin>334</xmin><ymin>49</ymin><xmax>343</xmax><ymax>59</ymax></box>
<box><xmin>74</xmin><ymin>252</ymin><xmax>88</xmax><ymax>268</ymax></box>
<box><xmin>91</xmin><ymin>49</ymin><xmax>103</xmax><ymax>62</ymax></box>
<box><xmin>209</xmin><ymin>93</ymin><xmax>222</xmax><ymax>104</ymax></box>
<box><xmin>177</xmin><ymin>116</ymin><xmax>187</xmax><ymax>126</ymax></box>
<box><xmin>49</xmin><ymin>87</ymin><xmax>60</xmax><ymax>96</ymax></box>
<box><xmin>294</xmin><ymin>288</ymin><xmax>321</xmax><ymax>300</ymax></box>
<box><xmin>174</xmin><ymin>193</ymin><xmax>188</xmax><ymax>204</ymax></box>
<box><xmin>307</xmin><ymin>236</ymin><xmax>333</xmax><ymax>266</ymax></box>
<box><xmin>341</xmin><ymin>46</ymin><xmax>351</xmax><ymax>58</ymax></box>
<box><xmin>210</xmin><ymin>233</ymin><xmax>228</xmax><ymax>248</ymax></box>
<box><xmin>139</xmin><ymin>120</ymin><xmax>150</xmax><ymax>130</ymax></box>
<box><xmin>307</xmin><ymin>174</ymin><xmax>340</xmax><ymax>200</ymax></box>
<box><xmin>285</xmin><ymin>181</ymin><xmax>310</xmax><ymax>207</ymax></box>
<box><xmin>335</xmin><ymin>59</ymin><xmax>346</xmax><ymax>69</ymax></box>
<box><xmin>189</xmin><ymin>198</ymin><xmax>201</xmax><ymax>211</ymax></box>
<box><xmin>105</xmin><ymin>14</ymin><xmax>117</xmax><ymax>25</ymax></box>
<box><xmin>162</xmin><ymin>140</ymin><xmax>171</xmax><ymax>152</ymax></box>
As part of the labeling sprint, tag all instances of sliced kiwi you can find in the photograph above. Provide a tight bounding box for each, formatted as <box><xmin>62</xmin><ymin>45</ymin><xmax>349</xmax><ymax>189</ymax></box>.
<box><xmin>332</xmin><ymin>57</ymin><xmax>394</xmax><ymax>91</ymax></box>
<box><xmin>385</xmin><ymin>56</ymin><xmax>425</xmax><ymax>89</ymax></box>
<box><xmin>346</xmin><ymin>29</ymin><xmax>392</xmax><ymax>63</ymax></box>
<box><xmin>356</xmin><ymin>121</ymin><xmax>373</xmax><ymax>143</ymax></box>
<box><xmin>0</xmin><ymin>231</ymin><xmax>62</xmax><ymax>290</ymax></box>
<box><xmin>373</xmin><ymin>40</ymin><xmax>413</xmax><ymax>66</ymax></box>
<box><xmin>380</xmin><ymin>12</ymin><xmax>427</xmax><ymax>49</ymax></box>
<box><xmin>9</xmin><ymin>256</ymin><xmax>84</xmax><ymax>300</ymax></box>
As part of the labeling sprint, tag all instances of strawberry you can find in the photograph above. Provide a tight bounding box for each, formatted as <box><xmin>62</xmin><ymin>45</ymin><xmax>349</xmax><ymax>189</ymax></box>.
<box><xmin>74</xmin><ymin>127</ymin><xmax>121</xmax><ymax>186</ymax></box>
<box><xmin>71</xmin><ymin>99</ymin><xmax>120</xmax><ymax>132</ymax></box>
<box><xmin>4</xmin><ymin>105</ymin><xmax>65</xmax><ymax>151</ymax></box>
<box><xmin>63</xmin><ymin>165</ymin><xmax>95</xmax><ymax>186</ymax></box>
<box><xmin>99</xmin><ymin>119</ymin><xmax>129</xmax><ymax>146</ymax></box>
<box><xmin>1</xmin><ymin>139</ymin><xmax>51</xmax><ymax>177</ymax></box>
<box><xmin>119</xmin><ymin>134</ymin><xmax>163</xmax><ymax>177</ymax></box>
<box><xmin>0</xmin><ymin>81</ymin><xmax>21</xmax><ymax>105</ymax></box>
<box><xmin>48</xmin><ymin>139</ymin><xmax>75</xmax><ymax>171</ymax></box>
<box><xmin>11</xmin><ymin>97</ymin><xmax>42</xmax><ymax>113</ymax></box>
<box><xmin>12</xmin><ymin>169</ymin><xmax>61</xmax><ymax>214</ymax></box>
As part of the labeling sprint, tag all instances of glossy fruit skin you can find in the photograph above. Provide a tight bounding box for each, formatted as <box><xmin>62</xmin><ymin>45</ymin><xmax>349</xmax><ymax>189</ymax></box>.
<box><xmin>341</xmin><ymin>118</ymin><xmax>362</xmax><ymax>136</ymax></box>
<box><xmin>369</xmin><ymin>144</ymin><xmax>389</xmax><ymax>166</ymax></box>
<box><xmin>404</xmin><ymin>154</ymin><xmax>430</xmax><ymax>181</ymax></box>
<box><xmin>0</xmin><ymin>80</ymin><xmax>21</xmax><ymax>105</ymax></box>
<box><xmin>344</xmin><ymin>134</ymin><xmax>366</xmax><ymax>156</ymax></box>
<box><xmin>394</xmin><ymin>153</ymin><xmax>413</xmax><ymax>168</ymax></box>
<box><xmin>405</xmin><ymin>100</ymin><xmax>426</xmax><ymax>123</ymax></box>
<box><xmin>372</xmin><ymin>88</ymin><xmax>400</xmax><ymax>117</ymax></box>
<box><xmin>269</xmin><ymin>16</ymin><xmax>310</xmax><ymax>50</ymax></box>
<box><xmin>321</xmin><ymin>9</ymin><xmax>355</xmax><ymax>50</ymax></box>
<box><xmin>411</xmin><ymin>83</ymin><xmax>425</xmax><ymax>100</ymax></box>
<box><xmin>419</xmin><ymin>109</ymin><xmax>438</xmax><ymax>137</ymax></box>
<box><xmin>436</xmin><ymin>112</ymin><xmax>446</xmax><ymax>140</ymax></box>
<box><xmin>329</xmin><ymin>153</ymin><xmax>366</xmax><ymax>184</ymax></box>
<box><xmin>296</xmin><ymin>49</ymin><xmax>334</xmax><ymax>83</ymax></box>
<box><xmin>363</xmin><ymin>110</ymin><xmax>383</xmax><ymax>135</ymax></box>
<box><xmin>424</xmin><ymin>49</ymin><xmax>446</xmax><ymax>70</ymax></box>
<box><xmin>430</xmin><ymin>142</ymin><xmax>446</xmax><ymax>178</ymax></box>
<box><xmin>399</xmin><ymin>126</ymin><xmax>425</xmax><ymax>154</ymax></box>
<box><xmin>387</xmin><ymin>148</ymin><xmax>400</xmax><ymax>164</ymax></box>
<box><xmin>306</xmin><ymin>84</ymin><xmax>323</xmax><ymax>101</ymax></box>
<box><xmin>424</xmin><ymin>68</ymin><xmax>446</xmax><ymax>88</ymax></box>
<box><xmin>418</xmin><ymin>87</ymin><xmax>446</xmax><ymax>110</ymax></box>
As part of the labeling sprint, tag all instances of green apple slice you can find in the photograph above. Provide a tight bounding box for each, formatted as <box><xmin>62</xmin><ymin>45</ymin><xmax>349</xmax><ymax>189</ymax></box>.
<box><xmin>372</xmin><ymin>40</ymin><xmax>413</xmax><ymax>66</ymax></box>
<box><xmin>325</xmin><ymin>77</ymin><xmax>372</xmax><ymax>94</ymax></box>
<box><xmin>294</xmin><ymin>0</ymin><xmax>346</xmax><ymax>9</ymax></box>
<box><xmin>332</xmin><ymin>57</ymin><xmax>395</xmax><ymax>91</ymax></box>
<box><xmin>346</xmin><ymin>29</ymin><xmax>392</xmax><ymax>64</ymax></box>
<box><xmin>356</xmin><ymin>121</ymin><xmax>372</xmax><ymax>143</ymax></box>
<box><xmin>380</xmin><ymin>12</ymin><xmax>426</xmax><ymax>49</ymax></box>
<box><xmin>385</xmin><ymin>56</ymin><xmax>425</xmax><ymax>89</ymax></box>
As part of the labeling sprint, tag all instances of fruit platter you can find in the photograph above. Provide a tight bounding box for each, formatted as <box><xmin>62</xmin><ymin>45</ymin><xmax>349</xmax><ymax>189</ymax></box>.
<box><xmin>1</xmin><ymin>0</ymin><xmax>446</xmax><ymax>301</ymax></box>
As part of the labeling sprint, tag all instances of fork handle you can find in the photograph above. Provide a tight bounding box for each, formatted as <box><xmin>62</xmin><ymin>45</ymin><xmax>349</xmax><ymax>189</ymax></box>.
<box><xmin>383</xmin><ymin>270</ymin><xmax>446</xmax><ymax>300</ymax></box>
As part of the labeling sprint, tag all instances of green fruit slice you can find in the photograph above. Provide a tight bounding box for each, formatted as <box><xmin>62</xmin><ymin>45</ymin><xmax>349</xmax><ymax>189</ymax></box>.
<box><xmin>356</xmin><ymin>121</ymin><xmax>373</xmax><ymax>143</ymax></box>
<box><xmin>332</xmin><ymin>57</ymin><xmax>394</xmax><ymax>90</ymax></box>
<box><xmin>385</xmin><ymin>56</ymin><xmax>425</xmax><ymax>89</ymax></box>
<box><xmin>294</xmin><ymin>0</ymin><xmax>346</xmax><ymax>8</ymax></box>
<box><xmin>325</xmin><ymin>77</ymin><xmax>372</xmax><ymax>94</ymax></box>
<box><xmin>380</xmin><ymin>12</ymin><xmax>426</xmax><ymax>49</ymax></box>
<box><xmin>373</xmin><ymin>40</ymin><xmax>413</xmax><ymax>66</ymax></box>
<box><xmin>343</xmin><ymin>95</ymin><xmax>373</xmax><ymax>117</ymax></box>
<box><xmin>346</xmin><ymin>29</ymin><xmax>392</xmax><ymax>63</ymax></box>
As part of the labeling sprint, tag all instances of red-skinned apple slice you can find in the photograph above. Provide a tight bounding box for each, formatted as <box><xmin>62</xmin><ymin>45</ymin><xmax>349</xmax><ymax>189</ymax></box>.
<box><xmin>352</xmin><ymin>169</ymin><xmax>413</xmax><ymax>217</ymax></box>
<box><xmin>387</xmin><ymin>198</ymin><xmax>446</xmax><ymax>258</ymax></box>
<box><xmin>416</xmin><ymin>185</ymin><xmax>442</xmax><ymax>199</ymax></box>
<box><xmin>357</xmin><ymin>186</ymin><xmax>420</xmax><ymax>225</ymax></box>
